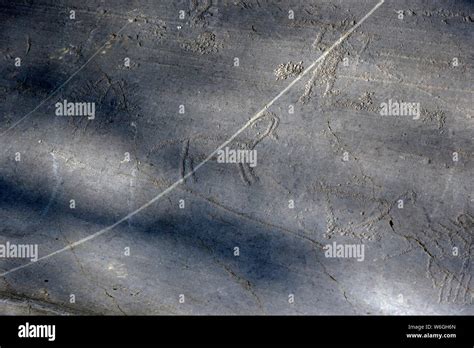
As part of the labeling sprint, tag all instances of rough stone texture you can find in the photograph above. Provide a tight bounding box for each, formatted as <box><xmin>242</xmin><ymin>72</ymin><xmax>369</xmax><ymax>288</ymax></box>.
<box><xmin>0</xmin><ymin>0</ymin><xmax>472</xmax><ymax>315</ymax></box>
<box><xmin>274</xmin><ymin>61</ymin><xmax>304</xmax><ymax>80</ymax></box>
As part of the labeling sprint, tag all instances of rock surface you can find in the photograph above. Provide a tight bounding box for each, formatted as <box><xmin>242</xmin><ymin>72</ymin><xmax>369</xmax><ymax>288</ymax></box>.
<box><xmin>0</xmin><ymin>0</ymin><xmax>472</xmax><ymax>315</ymax></box>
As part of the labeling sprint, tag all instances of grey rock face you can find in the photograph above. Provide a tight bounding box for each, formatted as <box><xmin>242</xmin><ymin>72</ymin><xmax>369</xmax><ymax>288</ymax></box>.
<box><xmin>0</xmin><ymin>0</ymin><xmax>472</xmax><ymax>315</ymax></box>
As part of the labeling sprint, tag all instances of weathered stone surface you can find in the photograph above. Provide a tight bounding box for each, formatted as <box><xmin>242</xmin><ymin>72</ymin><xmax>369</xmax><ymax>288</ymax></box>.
<box><xmin>0</xmin><ymin>0</ymin><xmax>472</xmax><ymax>315</ymax></box>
